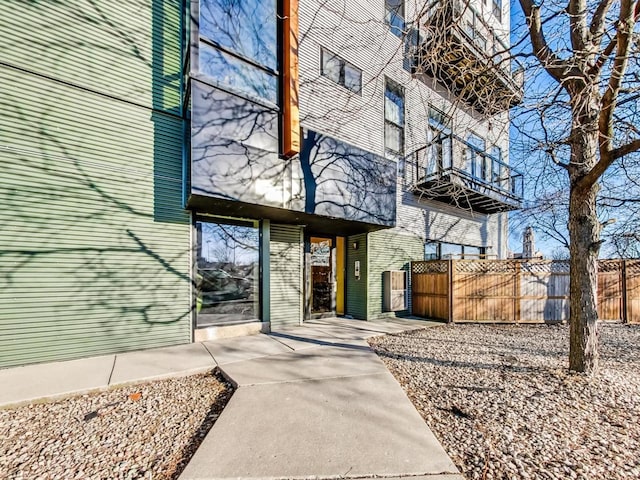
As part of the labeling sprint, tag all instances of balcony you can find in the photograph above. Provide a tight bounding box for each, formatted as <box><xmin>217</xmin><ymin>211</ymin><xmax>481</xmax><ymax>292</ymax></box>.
<box><xmin>409</xmin><ymin>133</ymin><xmax>523</xmax><ymax>214</ymax></box>
<box><xmin>412</xmin><ymin>0</ymin><xmax>524</xmax><ymax>114</ymax></box>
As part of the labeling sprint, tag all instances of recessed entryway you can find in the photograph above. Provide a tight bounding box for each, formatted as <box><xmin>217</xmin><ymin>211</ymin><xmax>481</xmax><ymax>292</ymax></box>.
<box><xmin>305</xmin><ymin>235</ymin><xmax>346</xmax><ymax>319</ymax></box>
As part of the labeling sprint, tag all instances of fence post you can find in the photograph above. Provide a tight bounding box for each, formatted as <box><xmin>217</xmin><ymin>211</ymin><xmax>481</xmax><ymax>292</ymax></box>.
<box><xmin>406</xmin><ymin>260</ymin><xmax>413</xmax><ymax>317</ymax></box>
<box><xmin>622</xmin><ymin>259</ymin><xmax>628</xmax><ymax>324</ymax></box>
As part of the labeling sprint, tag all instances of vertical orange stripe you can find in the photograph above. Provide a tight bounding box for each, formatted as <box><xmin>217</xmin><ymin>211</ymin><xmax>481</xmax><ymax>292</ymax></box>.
<box><xmin>282</xmin><ymin>0</ymin><xmax>300</xmax><ymax>157</ymax></box>
<box><xmin>336</xmin><ymin>237</ymin><xmax>345</xmax><ymax>315</ymax></box>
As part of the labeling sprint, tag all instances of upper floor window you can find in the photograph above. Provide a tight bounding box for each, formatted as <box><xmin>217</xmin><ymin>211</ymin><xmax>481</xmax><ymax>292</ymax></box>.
<box><xmin>428</xmin><ymin>107</ymin><xmax>451</xmax><ymax>133</ymax></box>
<box><xmin>198</xmin><ymin>0</ymin><xmax>278</xmax><ymax>104</ymax></box>
<box><xmin>385</xmin><ymin>0</ymin><xmax>404</xmax><ymax>37</ymax></box>
<box><xmin>466</xmin><ymin>132</ymin><xmax>488</xmax><ymax>181</ymax></box>
<box><xmin>384</xmin><ymin>78</ymin><xmax>405</xmax><ymax>155</ymax></box>
<box><xmin>464</xmin><ymin>9</ymin><xmax>488</xmax><ymax>51</ymax></box>
<box><xmin>492</xmin><ymin>0</ymin><xmax>502</xmax><ymax>22</ymax></box>
<box><xmin>427</xmin><ymin>107</ymin><xmax>452</xmax><ymax>172</ymax></box>
<box><xmin>321</xmin><ymin>48</ymin><xmax>362</xmax><ymax>94</ymax></box>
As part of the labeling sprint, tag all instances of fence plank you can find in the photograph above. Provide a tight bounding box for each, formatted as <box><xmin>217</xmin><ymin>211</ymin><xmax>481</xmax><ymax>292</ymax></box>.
<box><xmin>626</xmin><ymin>260</ymin><xmax>640</xmax><ymax>323</ymax></box>
<box><xmin>410</xmin><ymin>261</ymin><xmax>449</xmax><ymax>321</ymax></box>
<box><xmin>411</xmin><ymin>259</ymin><xmax>640</xmax><ymax>324</ymax></box>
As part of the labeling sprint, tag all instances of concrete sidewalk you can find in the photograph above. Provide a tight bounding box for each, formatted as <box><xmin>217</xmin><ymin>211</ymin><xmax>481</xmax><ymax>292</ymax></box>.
<box><xmin>0</xmin><ymin>317</ymin><xmax>463</xmax><ymax>480</ymax></box>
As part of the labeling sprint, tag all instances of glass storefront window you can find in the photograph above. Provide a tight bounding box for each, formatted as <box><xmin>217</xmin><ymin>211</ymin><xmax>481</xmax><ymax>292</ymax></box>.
<box><xmin>195</xmin><ymin>218</ymin><xmax>260</xmax><ymax>327</ymax></box>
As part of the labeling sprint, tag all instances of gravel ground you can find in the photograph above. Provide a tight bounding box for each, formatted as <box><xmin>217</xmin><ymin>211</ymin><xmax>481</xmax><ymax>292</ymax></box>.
<box><xmin>369</xmin><ymin>323</ymin><xmax>640</xmax><ymax>480</ymax></box>
<box><xmin>0</xmin><ymin>370</ymin><xmax>233</xmax><ymax>480</ymax></box>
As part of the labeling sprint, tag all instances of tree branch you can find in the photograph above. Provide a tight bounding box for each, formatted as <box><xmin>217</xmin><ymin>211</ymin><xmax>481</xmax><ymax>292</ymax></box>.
<box><xmin>580</xmin><ymin>138</ymin><xmax>640</xmax><ymax>193</ymax></box>
<box><xmin>610</xmin><ymin>138</ymin><xmax>640</xmax><ymax>160</ymax></box>
<box><xmin>568</xmin><ymin>0</ymin><xmax>588</xmax><ymax>53</ymax></box>
<box><xmin>596</xmin><ymin>0</ymin><xmax>637</xmax><ymax>171</ymax></box>
<box><xmin>589</xmin><ymin>0</ymin><xmax>615</xmax><ymax>43</ymax></box>
<box><xmin>518</xmin><ymin>0</ymin><xmax>576</xmax><ymax>83</ymax></box>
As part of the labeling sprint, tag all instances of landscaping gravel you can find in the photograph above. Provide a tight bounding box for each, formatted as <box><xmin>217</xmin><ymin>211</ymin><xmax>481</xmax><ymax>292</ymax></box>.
<box><xmin>369</xmin><ymin>323</ymin><xmax>640</xmax><ymax>480</ymax></box>
<box><xmin>0</xmin><ymin>370</ymin><xmax>233</xmax><ymax>480</ymax></box>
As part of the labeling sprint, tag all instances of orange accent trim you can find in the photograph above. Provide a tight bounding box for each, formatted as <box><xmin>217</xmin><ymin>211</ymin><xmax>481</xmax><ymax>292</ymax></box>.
<box><xmin>336</xmin><ymin>237</ymin><xmax>345</xmax><ymax>315</ymax></box>
<box><xmin>282</xmin><ymin>0</ymin><xmax>300</xmax><ymax>157</ymax></box>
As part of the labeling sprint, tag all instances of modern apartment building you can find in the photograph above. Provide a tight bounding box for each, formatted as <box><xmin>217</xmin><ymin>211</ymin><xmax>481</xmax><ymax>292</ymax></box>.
<box><xmin>0</xmin><ymin>0</ymin><xmax>523</xmax><ymax>368</ymax></box>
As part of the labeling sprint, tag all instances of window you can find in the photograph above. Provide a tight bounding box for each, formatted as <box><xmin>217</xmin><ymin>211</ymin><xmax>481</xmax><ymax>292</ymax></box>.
<box><xmin>198</xmin><ymin>0</ymin><xmax>278</xmax><ymax>104</ymax></box>
<box><xmin>490</xmin><ymin>146</ymin><xmax>502</xmax><ymax>185</ymax></box>
<box><xmin>427</xmin><ymin>107</ymin><xmax>452</xmax><ymax>173</ymax></box>
<box><xmin>466</xmin><ymin>133</ymin><xmax>486</xmax><ymax>180</ymax></box>
<box><xmin>441</xmin><ymin>243</ymin><xmax>463</xmax><ymax>259</ymax></box>
<box><xmin>464</xmin><ymin>10</ymin><xmax>488</xmax><ymax>51</ymax></box>
<box><xmin>195</xmin><ymin>218</ymin><xmax>260</xmax><ymax>327</ymax></box>
<box><xmin>320</xmin><ymin>48</ymin><xmax>362</xmax><ymax>94</ymax></box>
<box><xmin>425</xmin><ymin>242</ymin><xmax>439</xmax><ymax>260</ymax></box>
<box><xmin>492</xmin><ymin>0</ymin><xmax>502</xmax><ymax>22</ymax></box>
<box><xmin>425</xmin><ymin>242</ymin><xmax>488</xmax><ymax>260</ymax></box>
<box><xmin>385</xmin><ymin>0</ymin><xmax>405</xmax><ymax>37</ymax></box>
<box><xmin>463</xmin><ymin>246</ymin><xmax>481</xmax><ymax>259</ymax></box>
<box><xmin>385</xmin><ymin>78</ymin><xmax>405</xmax><ymax>155</ymax></box>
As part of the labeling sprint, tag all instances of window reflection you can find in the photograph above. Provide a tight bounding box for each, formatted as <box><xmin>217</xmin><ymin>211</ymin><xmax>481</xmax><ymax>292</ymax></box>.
<box><xmin>320</xmin><ymin>48</ymin><xmax>362</xmax><ymax>94</ymax></box>
<box><xmin>198</xmin><ymin>0</ymin><xmax>277</xmax><ymax>104</ymax></box>
<box><xmin>199</xmin><ymin>44</ymin><xmax>278</xmax><ymax>103</ymax></box>
<box><xmin>200</xmin><ymin>0</ymin><xmax>277</xmax><ymax>70</ymax></box>
<box><xmin>196</xmin><ymin>219</ymin><xmax>260</xmax><ymax>326</ymax></box>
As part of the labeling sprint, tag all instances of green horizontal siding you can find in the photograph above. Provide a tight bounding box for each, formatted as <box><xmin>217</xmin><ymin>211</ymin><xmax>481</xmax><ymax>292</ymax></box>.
<box><xmin>367</xmin><ymin>230</ymin><xmax>424</xmax><ymax>320</ymax></box>
<box><xmin>346</xmin><ymin>234</ymin><xmax>368</xmax><ymax>320</ymax></box>
<box><xmin>0</xmin><ymin>0</ymin><xmax>182</xmax><ymax>115</ymax></box>
<box><xmin>270</xmin><ymin>224</ymin><xmax>303</xmax><ymax>328</ymax></box>
<box><xmin>0</xmin><ymin>57</ymin><xmax>191</xmax><ymax>367</ymax></box>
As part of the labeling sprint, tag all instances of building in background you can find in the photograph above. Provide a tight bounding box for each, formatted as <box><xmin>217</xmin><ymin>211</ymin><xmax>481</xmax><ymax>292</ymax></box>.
<box><xmin>0</xmin><ymin>0</ymin><xmax>522</xmax><ymax>368</ymax></box>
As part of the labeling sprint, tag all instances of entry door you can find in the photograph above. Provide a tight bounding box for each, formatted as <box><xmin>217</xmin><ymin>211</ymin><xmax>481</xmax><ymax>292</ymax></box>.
<box><xmin>309</xmin><ymin>236</ymin><xmax>335</xmax><ymax>315</ymax></box>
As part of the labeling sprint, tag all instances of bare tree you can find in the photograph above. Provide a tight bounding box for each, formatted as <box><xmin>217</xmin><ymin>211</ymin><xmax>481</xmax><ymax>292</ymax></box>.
<box><xmin>515</xmin><ymin>0</ymin><xmax>640</xmax><ymax>374</ymax></box>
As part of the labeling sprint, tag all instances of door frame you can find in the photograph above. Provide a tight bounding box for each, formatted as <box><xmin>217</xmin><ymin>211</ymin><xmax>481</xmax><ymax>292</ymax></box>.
<box><xmin>304</xmin><ymin>233</ymin><xmax>345</xmax><ymax>320</ymax></box>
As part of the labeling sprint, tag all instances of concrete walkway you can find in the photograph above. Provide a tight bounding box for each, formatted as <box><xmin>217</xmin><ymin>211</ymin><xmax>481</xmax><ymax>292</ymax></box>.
<box><xmin>0</xmin><ymin>318</ymin><xmax>463</xmax><ymax>480</ymax></box>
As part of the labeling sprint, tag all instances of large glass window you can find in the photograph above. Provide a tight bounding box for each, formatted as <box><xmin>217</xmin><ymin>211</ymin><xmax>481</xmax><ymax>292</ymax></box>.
<box><xmin>385</xmin><ymin>0</ymin><xmax>405</xmax><ymax>37</ymax></box>
<box><xmin>198</xmin><ymin>0</ymin><xmax>278</xmax><ymax>103</ymax></box>
<box><xmin>320</xmin><ymin>48</ymin><xmax>362</xmax><ymax>94</ymax></box>
<box><xmin>195</xmin><ymin>218</ymin><xmax>260</xmax><ymax>327</ymax></box>
<box><xmin>199</xmin><ymin>44</ymin><xmax>278</xmax><ymax>103</ymax></box>
<box><xmin>385</xmin><ymin>78</ymin><xmax>405</xmax><ymax>156</ymax></box>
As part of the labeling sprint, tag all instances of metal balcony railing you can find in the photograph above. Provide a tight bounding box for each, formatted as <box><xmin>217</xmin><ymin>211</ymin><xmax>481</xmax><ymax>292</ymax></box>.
<box><xmin>409</xmin><ymin>133</ymin><xmax>523</xmax><ymax>213</ymax></box>
<box><xmin>414</xmin><ymin>0</ymin><xmax>525</xmax><ymax>112</ymax></box>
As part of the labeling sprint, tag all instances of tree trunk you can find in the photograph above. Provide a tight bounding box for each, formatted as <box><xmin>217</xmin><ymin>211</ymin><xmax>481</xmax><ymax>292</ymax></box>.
<box><xmin>568</xmin><ymin>126</ymin><xmax>601</xmax><ymax>374</ymax></box>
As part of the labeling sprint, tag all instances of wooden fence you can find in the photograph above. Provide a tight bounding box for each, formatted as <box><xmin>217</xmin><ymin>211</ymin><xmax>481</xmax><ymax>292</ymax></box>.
<box><xmin>411</xmin><ymin>259</ymin><xmax>640</xmax><ymax>323</ymax></box>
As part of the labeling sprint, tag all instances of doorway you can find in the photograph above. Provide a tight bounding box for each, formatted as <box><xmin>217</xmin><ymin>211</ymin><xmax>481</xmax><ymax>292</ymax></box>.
<box><xmin>306</xmin><ymin>235</ymin><xmax>345</xmax><ymax>318</ymax></box>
